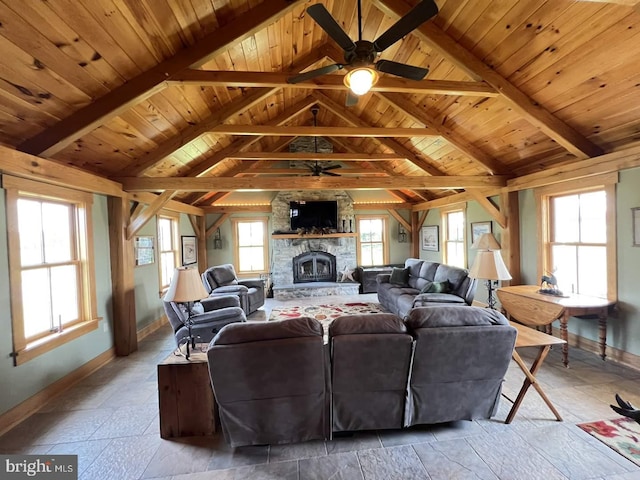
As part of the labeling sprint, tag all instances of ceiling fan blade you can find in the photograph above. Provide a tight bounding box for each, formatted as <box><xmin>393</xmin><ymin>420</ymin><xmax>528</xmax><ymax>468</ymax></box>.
<box><xmin>322</xmin><ymin>170</ymin><xmax>341</xmax><ymax>177</ymax></box>
<box><xmin>287</xmin><ymin>64</ymin><xmax>343</xmax><ymax>83</ymax></box>
<box><xmin>323</xmin><ymin>164</ymin><xmax>342</xmax><ymax>170</ymax></box>
<box><xmin>375</xmin><ymin>60</ymin><xmax>429</xmax><ymax>81</ymax></box>
<box><xmin>345</xmin><ymin>91</ymin><xmax>359</xmax><ymax>107</ymax></box>
<box><xmin>373</xmin><ymin>0</ymin><xmax>439</xmax><ymax>52</ymax></box>
<box><xmin>307</xmin><ymin>4</ymin><xmax>356</xmax><ymax>53</ymax></box>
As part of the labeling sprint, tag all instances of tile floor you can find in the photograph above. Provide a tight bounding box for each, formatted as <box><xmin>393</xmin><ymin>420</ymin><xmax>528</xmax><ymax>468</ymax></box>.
<box><xmin>2</xmin><ymin>294</ymin><xmax>640</xmax><ymax>479</ymax></box>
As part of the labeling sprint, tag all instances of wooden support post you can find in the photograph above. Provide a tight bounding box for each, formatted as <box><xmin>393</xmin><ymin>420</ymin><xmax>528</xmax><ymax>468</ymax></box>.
<box><xmin>108</xmin><ymin>196</ymin><xmax>138</xmax><ymax>355</ymax></box>
<box><xmin>411</xmin><ymin>211</ymin><xmax>421</xmax><ymax>258</ymax></box>
<box><xmin>197</xmin><ymin>215</ymin><xmax>207</xmax><ymax>273</ymax></box>
<box><xmin>501</xmin><ymin>191</ymin><xmax>521</xmax><ymax>285</ymax></box>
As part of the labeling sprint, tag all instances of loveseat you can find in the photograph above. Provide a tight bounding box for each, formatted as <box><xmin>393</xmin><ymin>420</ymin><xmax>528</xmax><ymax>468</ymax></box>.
<box><xmin>207</xmin><ymin>305</ymin><xmax>516</xmax><ymax>447</ymax></box>
<box><xmin>377</xmin><ymin>258</ymin><xmax>477</xmax><ymax>318</ymax></box>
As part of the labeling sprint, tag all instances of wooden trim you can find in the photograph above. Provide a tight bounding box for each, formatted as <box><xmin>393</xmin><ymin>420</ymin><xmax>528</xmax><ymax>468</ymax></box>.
<box><xmin>231</xmin><ymin>217</ymin><xmax>270</xmax><ymax>276</ymax></box>
<box><xmin>0</xmin><ymin>347</ymin><xmax>116</xmax><ymax>437</ymax></box>
<box><xmin>118</xmin><ymin>176</ymin><xmax>507</xmax><ymax>192</ymax></box>
<box><xmin>171</xmin><ymin>70</ymin><xmax>498</xmax><ymax>97</ymax></box>
<box><xmin>202</xmin><ymin>205</ymin><xmax>273</xmax><ymax>214</ymax></box>
<box><xmin>137</xmin><ymin>315</ymin><xmax>169</xmax><ymax>341</ymax></box>
<box><xmin>605</xmin><ymin>184</ymin><xmax>618</xmax><ymax>302</ymax></box>
<box><xmin>0</xmin><ymin>145</ymin><xmax>123</xmax><ymax>198</ymax></box>
<box><xmin>355</xmin><ymin>214</ymin><xmax>390</xmax><ymax>266</ymax></box>
<box><xmin>371</xmin><ymin>0</ymin><xmax>603</xmax><ymax>159</ymax></box>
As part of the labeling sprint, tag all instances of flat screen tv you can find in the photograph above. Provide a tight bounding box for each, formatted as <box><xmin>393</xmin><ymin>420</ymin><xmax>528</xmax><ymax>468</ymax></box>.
<box><xmin>290</xmin><ymin>201</ymin><xmax>338</xmax><ymax>231</ymax></box>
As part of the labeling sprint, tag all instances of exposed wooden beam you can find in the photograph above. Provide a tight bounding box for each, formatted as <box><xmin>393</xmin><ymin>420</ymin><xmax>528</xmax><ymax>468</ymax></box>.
<box><xmin>0</xmin><ymin>145</ymin><xmax>123</xmax><ymax>197</ymax></box>
<box><xmin>412</xmin><ymin>192</ymin><xmax>474</xmax><ymax>211</ymax></box>
<box><xmin>188</xmin><ymin>215</ymin><xmax>201</xmax><ymax>237</ymax></box>
<box><xmin>313</xmin><ymin>91</ymin><xmax>444</xmax><ymax>177</ymax></box>
<box><xmin>18</xmin><ymin>0</ymin><xmax>305</xmax><ymax>158</ymax></box>
<box><xmin>126</xmin><ymin>88</ymin><xmax>277</xmax><ymax>177</ymax></box>
<box><xmin>226</xmin><ymin>152</ymin><xmax>406</xmax><ymax>161</ymax></box>
<box><xmin>388</xmin><ymin>209</ymin><xmax>412</xmax><ymax>233</ymax></box>
<box><xmin>126</xmin><ymin>191</ymin><xmax>177</xmax><ymax>240</ymax></box>
<box><xmin>372</xmin><ymin>0</ymin><xmax>604</xmax><ymax>159</ymax></box>
<box><xmin>379</xmin><ymin>92</ymin><xmax>508</xmax><ymax>175</ymax></box>
<box><xmin>206</xmin><ymin>214</ymin><xmax>230</xmax><ymax>238</ymax></box>
<box><xmin>172</xmin><ymin>70</ymin><xmax>498</xmax><ymax>97</ymax></box>
<box><xmin>239</xmin><ymin>168</ymin><xmax>388</xmax><ymax>176</ymax></box>
<box><xmin>208</xmin><ymin>125</ymin><xmax>435</xmax><ymax>137</ymax></box>
<box><xmin>182</xmin><ymin>97</ymin><xmax>316</xmax><ymax>178</ymax></box>
<box><xmin>127</xmin><ymin>192</ymin><xmax>205</xmax><ymax>216</ymax></box>
<box><xmin>202</xmin><ymin>205</ymin><xmax>273</xmax><ymax>213</ymax></box>
<box><xmin>353</xmin><ymin>203</ymin><xmax>413</xmax><ymax>210</ymax></box>
<box><xmin>118</xmin><ymin>175</ymin><xmax>507</xmax><ymax>192</ymax></box>
<box><xmin>575</xmin><ymin>0</ymin><xmax>639</xmax><ymax>4</ymax></box>
<box><xmin>467</xmin><ymin>190</ymin><xmax>507</xmax><ymax>229</ymax></box>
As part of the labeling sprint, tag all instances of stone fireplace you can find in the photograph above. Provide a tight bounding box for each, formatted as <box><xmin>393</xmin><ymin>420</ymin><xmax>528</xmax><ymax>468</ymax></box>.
<box><xmin>293</xmin><ymin>251</ymin><xmax>336</xmax><ymax>283</ymax></box>
<box><xmin>270</xmin><ymin>190</ymin><xmax>360</xmax><ymax>300</ymax></box>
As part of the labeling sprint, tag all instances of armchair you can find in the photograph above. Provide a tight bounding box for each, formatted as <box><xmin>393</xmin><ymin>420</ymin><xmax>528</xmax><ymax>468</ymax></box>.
<box><xmin>163</xmin><ymin>294</ymin><xmax>246</xmax><ymax>349</ymax></box>
<box><xmin>201</xmin><ymin>264</ymin><xmax>265</xmax><ymax>315</ymax></box>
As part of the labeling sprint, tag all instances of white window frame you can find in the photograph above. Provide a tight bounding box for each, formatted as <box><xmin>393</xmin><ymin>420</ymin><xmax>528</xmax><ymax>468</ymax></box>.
<box><xmin>5</xmin><ymin>176</ymin><xmax>99</xmax><ymax>365</ymax></box>
<box><xmin>441</xmin><ymin>206</ymin><xmax>466</xmax><ymax>268</ymax></box>
<box><xmin>232</xmin><ymin>217</ymin><xmax>269</xmax><ymax>276</ymax></box>
<box><xmin>536</xmin><ymin>174</ymin><xmax>617</xmax><ymax>301</ymax></box>
<box><xmin>356</xmin><ymin>215</ymin><xmax>389</xmax><ymax>266</ymax></box>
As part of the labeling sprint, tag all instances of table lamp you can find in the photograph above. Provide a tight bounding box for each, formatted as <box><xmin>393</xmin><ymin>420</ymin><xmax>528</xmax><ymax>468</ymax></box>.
<box><xmin>469</xmin><ymin>233</ymin><xmax>512</xmax><ymax>309</ymax></box>
<box><xmin>164</xmin><ymin>266</ymin><xmax>209</xmax><ymax>359</ymax></box>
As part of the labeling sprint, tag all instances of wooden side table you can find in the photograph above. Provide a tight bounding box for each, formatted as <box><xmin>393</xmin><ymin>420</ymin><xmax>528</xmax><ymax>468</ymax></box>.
<box><xmin>505</xmin><ymin>321</ymin><xmax>566</xmax><ymax>424</ymax></box>
<box><xmin>157</xmin><ymin>350</ymin><xmax>216</xmax><ymax>439</ymax></box>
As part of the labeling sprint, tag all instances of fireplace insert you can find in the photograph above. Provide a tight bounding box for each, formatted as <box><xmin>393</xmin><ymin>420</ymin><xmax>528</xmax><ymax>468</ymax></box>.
<box><xmin>292</xmin><ymin>251</ymin><xmax>336</xmax><ymax>283</ymax></box>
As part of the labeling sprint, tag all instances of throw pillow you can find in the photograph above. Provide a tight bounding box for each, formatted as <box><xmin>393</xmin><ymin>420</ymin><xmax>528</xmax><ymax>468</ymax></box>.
<box><xmin>419</xmin><ymin>281</ymin><xmax>434</xmax><ymax>294</ymax></box>
<box><xmin>424</xmin><ymin>280</ymin><xmax>451</xmax><ymax>293</ymax></box>
<box><xmin>389</xmin><ymin>267</ymin><xmax>410</xmax><ymax>286</ymax></box>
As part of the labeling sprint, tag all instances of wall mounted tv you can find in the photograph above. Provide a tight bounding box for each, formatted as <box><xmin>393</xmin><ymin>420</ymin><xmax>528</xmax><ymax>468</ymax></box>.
<box><xmin>290</xmin><ymin>201</ymin><xmax>338</xmax><ymax>230</ymax></box>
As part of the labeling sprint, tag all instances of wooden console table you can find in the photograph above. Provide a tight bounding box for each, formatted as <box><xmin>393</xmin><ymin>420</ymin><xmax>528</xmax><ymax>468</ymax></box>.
<box><xmin>157</xmin><ymin>350</ymin><xmax>216</xmax><ymax>439</ymax></box>
<box><xmin>496</xmin><ymin>285</ymin><xmax>614</xmax><ymax>367</ymax></box>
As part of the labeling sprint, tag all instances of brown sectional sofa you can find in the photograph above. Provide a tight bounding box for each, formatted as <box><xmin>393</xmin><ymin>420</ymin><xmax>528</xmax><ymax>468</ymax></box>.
<box><xmin>207</xmin><ymin>306</ymin><xmax>516</xmax><ymax>447</ymax></box>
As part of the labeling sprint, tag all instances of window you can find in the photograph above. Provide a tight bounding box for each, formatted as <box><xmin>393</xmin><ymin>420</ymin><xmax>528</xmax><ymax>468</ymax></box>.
<box><xmin>157</xmin><ymin>215</ymin><xmax>179</xmax><ymax>291</ymax></box>
<box><xmin>233</xmin><ymin>218</ymin><xmax>268</xmax><ymax>275</ymax></box>
<box><xmin>5</xmin><ymin>176</ymin><xmax>98</xmax><ymax>365</ymax></box>
<box><xmin>357</xmin><ymin>216</ymin><xmax>388</xmax><ymax>266</ymax></box>
<box><xmin>537</xmin><ymin>177</ymin><xmax>617</xmax><ymax>300</ymax></box>
<box><xmin>442</xmin><ymin>208</ymin><xmax>465</xmax><ymax>268</ymax></box>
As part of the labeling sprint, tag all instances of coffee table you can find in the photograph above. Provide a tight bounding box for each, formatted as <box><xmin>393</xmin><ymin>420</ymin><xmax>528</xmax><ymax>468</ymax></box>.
<box><xmin>504</xmin><ymin>321</ymin><xmax>566</xmax><ymax>424</ymax></box>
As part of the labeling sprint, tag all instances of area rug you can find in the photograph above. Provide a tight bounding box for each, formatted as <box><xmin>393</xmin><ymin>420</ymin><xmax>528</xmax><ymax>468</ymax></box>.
<box><xmin>268</xmin><ymin>302</ymin><xmax>387</xmax><ymax>331</ymax></box>
<box><xmin>578</xmin><ymin>417</ymin><xmax>640</xmax><ymax>466</ymax></box>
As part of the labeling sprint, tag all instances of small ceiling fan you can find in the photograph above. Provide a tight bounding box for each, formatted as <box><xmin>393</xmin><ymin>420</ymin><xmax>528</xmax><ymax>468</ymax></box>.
<box><xmin>306</xmin><ymin>106</ymin><xmax>342</xmax><ymax>176</ymax></box>
<box><xmin>287</xmin><ymin>0</ymin><xmax>439</xmax><ymax>105</ymax></box>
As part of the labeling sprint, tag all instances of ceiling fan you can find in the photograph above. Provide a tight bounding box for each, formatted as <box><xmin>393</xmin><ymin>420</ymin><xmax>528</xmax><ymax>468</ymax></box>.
<box><xmin>306</xmin><ymin>106</ymin><xmax>342</xmax><ymax>176</ymax></box>
<box><xmin>287</xmin><ymin>0</ymin><xmax>439</xmax><ymax>105</ymax></box>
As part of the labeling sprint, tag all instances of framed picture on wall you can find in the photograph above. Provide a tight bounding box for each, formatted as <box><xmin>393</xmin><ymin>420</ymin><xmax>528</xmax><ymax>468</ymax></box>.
<box><xmin>633</xmin><ymin>207</ymin><xmax>640</xmax><ymax>247</ymax></box>
<box><xmin>422</xmin><ymin>225</ymin><xmax>439</xmax><ymax>251</ymax></box>
<box><xmin>471</xmin><ymin>221</ymin><xmax>492</xmax><ymax>245</ymax></box>
<box><xmin>134</xmin><ymin>236</ymin><xmax>155</xmax><ymax>266</ymax></box>
<box><xmin>181</xmin><ymin>236</ymin><xmax>197</xmax><ymax>266</ymax></box>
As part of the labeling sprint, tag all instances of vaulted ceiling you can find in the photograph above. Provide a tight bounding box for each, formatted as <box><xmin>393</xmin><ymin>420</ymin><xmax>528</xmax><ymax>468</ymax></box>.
<box><xmin>1</xmin><ymin>0</ymin><xmax>640</xmax><ymax>207</ymax></box>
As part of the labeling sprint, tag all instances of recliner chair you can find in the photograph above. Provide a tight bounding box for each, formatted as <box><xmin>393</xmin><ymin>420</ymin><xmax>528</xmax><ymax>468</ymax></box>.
<box><xmin>201</xmin><ymin>264</ymin><xmax>265</xmax><ymax>315</ymax></box>
<box><xmin>163</xmin><ymin>294</ymin><xmax>246</xmax><ymax>348</ymax></box>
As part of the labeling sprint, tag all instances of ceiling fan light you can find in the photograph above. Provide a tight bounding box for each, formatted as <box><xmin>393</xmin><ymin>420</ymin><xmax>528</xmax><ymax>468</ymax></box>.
<box><xmin>344</xmin><ymin>67</ymin><xmax>378</xmax><ymax>96</ymax></box>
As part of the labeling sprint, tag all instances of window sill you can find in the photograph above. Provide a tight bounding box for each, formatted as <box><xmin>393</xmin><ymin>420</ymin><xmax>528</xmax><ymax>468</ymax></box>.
<box><xmin>14</xmin><ymin>318</ymin><xmax>101</xmax><ymax>366</ymax></box>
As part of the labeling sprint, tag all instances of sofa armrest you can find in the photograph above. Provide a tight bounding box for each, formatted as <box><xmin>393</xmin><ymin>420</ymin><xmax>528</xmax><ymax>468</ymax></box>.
<box><xmin>239</xmin><ymin>278</ymin><xmax>265</xmax><ymax>290</ymax></box>
<box><xmin>212</xmin><ymin>285</ymin><xmax>249</xmax><ymax>295</ymax></box>
<box><xmin>201</xmin><ymin>295</ymin><xmax>241</xmax><ymax>311</ymax></box>
<box><xmin>376</xmin><ymin>273</ymin><xmax>391</xmax><ymax>284</ymax></box>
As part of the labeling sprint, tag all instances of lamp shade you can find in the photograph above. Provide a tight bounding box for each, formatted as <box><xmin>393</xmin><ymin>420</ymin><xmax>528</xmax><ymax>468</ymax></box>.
<box><xmin>471</xmin><ymin>232</ymin><xmax>502</xmax><ymax>250</ymax></box>
<box><xmin>469</xmin><ymin>250</ymin><xmax>512</xmax><ymax>281</ymax></box>
<box><xmin>344</xmin><ymin>67</ymin><xmax>379</xmax><ymax>95</ymax></box>
<box><xmin>164</xmin><ymin>267</ymin><xmax>208</xmax><ymax>302</ymax></box>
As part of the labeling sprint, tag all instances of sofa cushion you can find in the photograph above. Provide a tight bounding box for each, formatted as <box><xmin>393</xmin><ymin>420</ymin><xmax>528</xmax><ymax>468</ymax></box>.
<box><xmin>406</xmin><ymin>305</ymin><xmax>509</xmax><ymax>329</ymax></box>
<box><xmin>330</xmin><ymin>313</ymin><xmax>406</xmax><ymax>336</ymax></box>
<box><xmin>418</xmin><ymin>262</ymin><xmax>439</xmax><ymax>281</ymax></box>
<box><xmin>213</xmin><ymin>316</ymin><xmax>322</xmax><ymax>345</ymax></box>
<box><xmin>434</xmin><ymin>264</ymin><xmax>468</xmax><ymax>291</ymax></box>
<box><xmin>212</xmin><ymin>264</ymin><xmax>239</xmax><ymax>286</ymax></box>
<box><xmin>389</xmin><ymin>267</ymin><xmax>410</xmax><ymax>286</ymax></box>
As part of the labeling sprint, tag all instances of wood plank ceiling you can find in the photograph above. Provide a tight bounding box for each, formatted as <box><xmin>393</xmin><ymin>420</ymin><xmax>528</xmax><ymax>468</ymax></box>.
<box><xmin>1</xmin><ymin>0</ymin><xmax>639</xmax><ymax>206</ymax></box>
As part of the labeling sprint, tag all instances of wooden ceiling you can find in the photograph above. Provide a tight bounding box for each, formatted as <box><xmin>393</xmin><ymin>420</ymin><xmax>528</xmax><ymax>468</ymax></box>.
<box><xmin>2</xmin><ymin>0</ymin><xmax>640</xmax><ymax>207</ymax></box>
